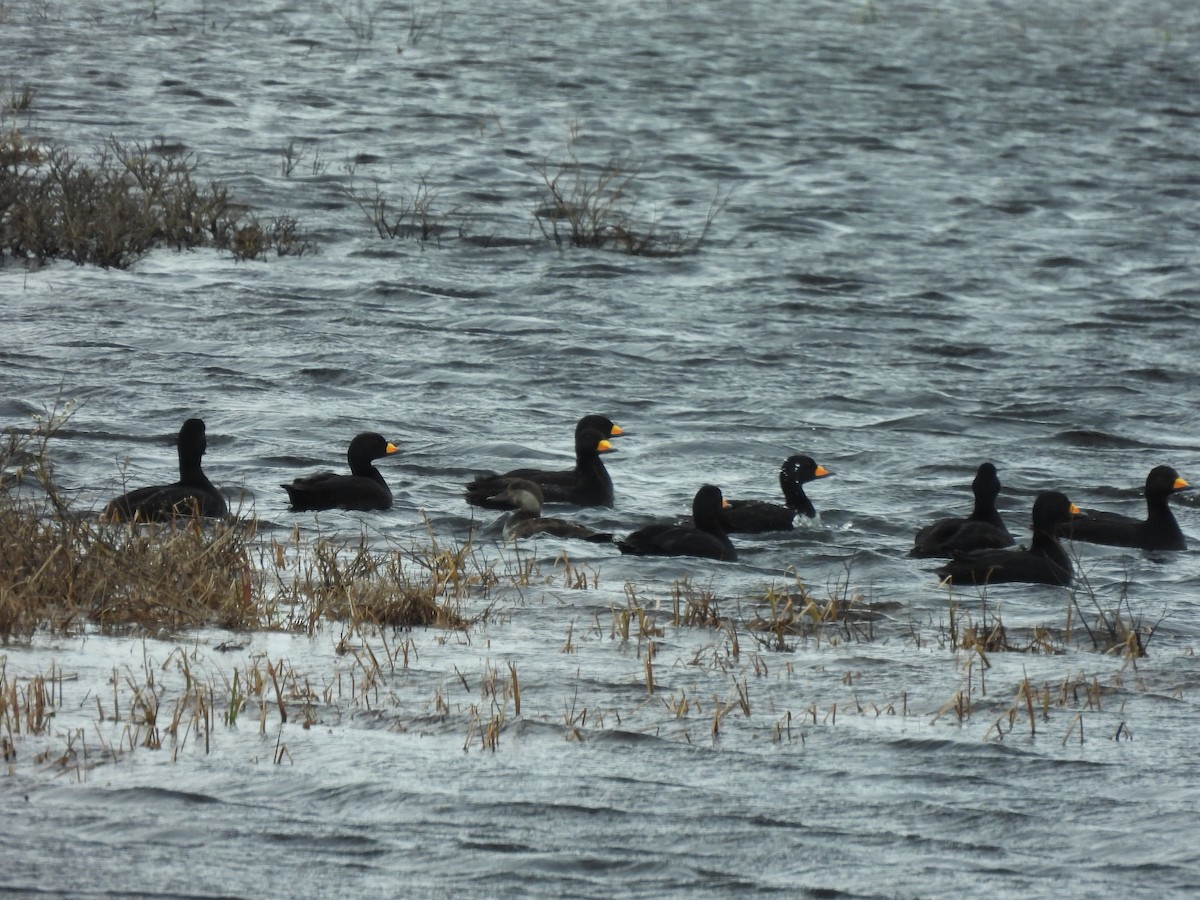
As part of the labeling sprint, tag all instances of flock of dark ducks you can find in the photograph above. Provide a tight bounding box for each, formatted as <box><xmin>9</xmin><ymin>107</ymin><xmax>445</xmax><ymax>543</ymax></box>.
<box><xmin>100</xmin><ymin>415</ymin><xmax>1192</xmax><ymax>589</ymax></box>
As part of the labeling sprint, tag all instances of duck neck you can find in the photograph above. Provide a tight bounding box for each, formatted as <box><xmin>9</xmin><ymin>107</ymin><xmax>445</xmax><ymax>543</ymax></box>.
<box><xmin>1030</xmin><ymin>528</ymin><xmax>1069</xmax><ymax>565</ymax></box>
<box><xmin>970</xmin><ymin>492</ymin><xmax>998</xmax><ymax>523</ymax></box>
<box><xmin>178</xmin><ymin>450</ymin><xmax>211</xmax><ymax>488</ymax></box>
<box><xmin>349</xmin><ymin>457</ymin><xmax>385</xmax><ymax>485</ymax></box>
<box><xmin>694</xmin><ymin>507</ymin><xmax>728</xmax><ymax>538</ymax></box>
<box><xmin>578</xmin><ymin>451</ymin><xmax>612</xmax><ymax>485</ymax></box>
<box><xmin>782</xmin><ymin>480</ymin><xmax>815</xmax><ymax>518</ymax></box>
<box><xmin>1145</xmin><ymin>491</ymin><xmax>1178</xmax><ymax>525</ymax></box>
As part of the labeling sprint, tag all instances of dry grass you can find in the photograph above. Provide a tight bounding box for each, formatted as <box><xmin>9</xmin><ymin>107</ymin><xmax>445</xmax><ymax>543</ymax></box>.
<box><xmin>743</xmin><ymin>568</ymin><xmax>883</xmax><ymax>651</ymax></box>
<box><xmin>461</xmin><ymin>659</ymin><xmax>521</xmax><ymax>752</ymax></box>
<box><xmin>0</xmin><ymin>481</ymin><xmax>264</xmax><ymax>635</ymax></box>
<box><xmin>1069</xmin><ymin>565</ymin><xmax>1161</xmax><ymax>659</ymax></box>
<box><xmin>937</xmin><ymin>562</ymin><xmax>1156</xmax><ymax>662</ymax></box>
<box><xmin>0</xmin><ymin>130</ymin><xmax>309</xmax><ymax>268</ymax></box>
<box><xmin>669</xmin><ymin>576</ymin><xmax>724</xmax><ymax>628</ymax></box>
<box><xmin>976</xmin><ymin>670</ymin><xmax>1113</xmax><ymax>744</ymax></box>
<box><xmin>264</xmin><ymin>525</ymin><xmax>486</xmax><ymax>634</ymax></box>
<box><xmin>0</xmin><ymin>405</ymin><xmax>484</xmax><ymax>639</ymax></box>
<box><xmin>946</xmin><ymin>599</ymin><xmax>1065</xmax><ymax>656</ymax></box>
<box><xmin>0</xmin><ymin>656</ymin><xmax>61</xmax><ymax>745</ymax></box>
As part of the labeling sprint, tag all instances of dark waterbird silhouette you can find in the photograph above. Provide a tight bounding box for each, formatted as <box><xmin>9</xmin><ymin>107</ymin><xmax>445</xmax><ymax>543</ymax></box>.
<box><xmin>618</xmin><ymin>484</ymin><xmax>737</xmax><ymax>562</ymax></box>
<box><xmin>281</xmin><ymin>432</ymin><xmax>399</xmax><ymax>511</ymax></box>
<box><xmin>103</xmin><ymin>418</ymin><xmax>227</xmax><ymax>522</ymax></box>
<box><xmin>465</xmin><ymin>416</ymin><xmax>622</xmax><ymax>510</ymax></box>
<box><xmin>936</xmin><ymin>491</ymin><xmax>1081</xmax><ymax>586</ymax></box>
<box><xmin>721</xmin><ymin>455</ymin><xmax>833</xmax><ymax>534</ymax></box>
<box><xmin>910</xmin><ymin>462</ymin><xmax>1014</xmax><ymax>558</ymax></box>
<box><xmin>488</xmin><ymin>479</ymin><xmax>613</xmax><ymax>543</ymax></box>
<box><xmin>1057</xmin><ymin>465</ymin><xmax>1190</xmax><ymax>551</ymax></box>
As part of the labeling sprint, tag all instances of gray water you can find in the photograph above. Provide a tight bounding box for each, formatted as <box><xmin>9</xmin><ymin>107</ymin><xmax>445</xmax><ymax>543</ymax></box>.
<box><xmin>4</xmin><ymin>0</ymin><xmax>1200</xmax><ymax>896</ymax></box>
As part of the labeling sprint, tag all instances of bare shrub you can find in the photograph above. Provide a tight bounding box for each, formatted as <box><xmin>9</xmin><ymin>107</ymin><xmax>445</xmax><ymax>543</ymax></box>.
<box><xmin>0</xmin><ymin>133</ymin><xmax>310</xmax><ymax>268</ymax></box>
<box><xmin>533</xmin><ymin>147</ymin><xmax>730</xmax><ymax>257</ymax></box>
<box><xmin>341</xmin><ymin>172</ymin><xmax>456</xmax><ymax>243</ymax></box>
<box><xmin>280</xmin><ymin>140</ymin><xmax>329</xmax><ymax>178</ymax></box>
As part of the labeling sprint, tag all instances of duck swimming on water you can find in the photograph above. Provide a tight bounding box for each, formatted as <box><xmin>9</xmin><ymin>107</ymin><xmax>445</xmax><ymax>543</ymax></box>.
<box><xmin>721</xmin><ymin>454</ymin><xmax>833</xmax><ymax>534</ymax></box>
<box><xmin>618</xmin><ymin>484</ymin><xmax>737</xmax><ymax>562</ymax></box>
<box><xmin>936</xmin><ymin>491</ymin><xmax>1081</xmax><ymax>586</ymax></box>
<box><xmin>465</xmin><ymin>416</ymin><xmax>622</xmax><ymax>510</ymax></box>
<box><xmin>1057</xmin><ymin>465</ymin><xmax>1190</xmax><ymax>551</ymax></box>
<box><xmin>487</xmin><ymin>479</ymin><xmax>613</xmax><ymax>543</ymax></box>
<box><xmin>103</xmin><ymin>418</ymin><xmax>227</xmax><ymax>522</ymax></box>
<box><xmin>281</xmin><ymin>432</ymin><xmax>399</xmax><ymax>511</ymax></box>
<box><xmin>911</xmin><ymin>462</ymin><xmax>1013</xmax><ymax>558</ymax></box>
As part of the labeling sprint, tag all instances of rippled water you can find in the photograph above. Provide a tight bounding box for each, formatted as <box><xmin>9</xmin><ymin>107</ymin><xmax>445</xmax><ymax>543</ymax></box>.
<box><xmin>4</xmin><ymin>0</ymin><xmax>1200</xmax><ymax>896</ymax></box>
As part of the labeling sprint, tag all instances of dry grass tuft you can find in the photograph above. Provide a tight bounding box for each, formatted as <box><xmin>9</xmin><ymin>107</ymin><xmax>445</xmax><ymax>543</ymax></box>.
<box><xmin>1069</xmin><ymin>568</ymin><xmax>1161</xmax><ymax>659</ymax></box>
<box><xmin>744</xmin><ymin>569</ymin><xmax>880</xmax><ymax>650</ymax></box>
<box><xmin>0</xmin><ymin>489</ymin><xmax>263</xmax><ymax>636</ymax></box>
<box><xmin>941</xmin><ymin>568</ymin><xmax>1153</xmax><ymax>659</ymax></box>
<box><xmin>268</xmin><ymin>528</ymin><xmax>482</xmax><ymax>633</ymax></box>
<box><xmin>1</xmin><ymin>657</ymin><xmax>62</xmax><ymax>745</ymax></box>
<box><xmin>982</xmin><ymin>670</ymin><xmax>1109</xmax><ymax>743</ymax></box>
<box><xmin>946</xmin><ymin>599</ymin><xmax>1067</xmax><ymax>655</ymax></box>
<box><xmin>670</xmin><ymin>576</ymin><xmax>723</xmax><ymax>628</ymax></box>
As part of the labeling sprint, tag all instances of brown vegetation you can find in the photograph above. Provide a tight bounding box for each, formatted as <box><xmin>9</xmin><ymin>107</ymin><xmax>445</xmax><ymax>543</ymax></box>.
<box><xmin>341</xmin><ymin>172</ymin><xmax>460</xmax><ymax>243</ymax></box>
<box><xmin>743</xmin><ymin>569</ymin><xmax>883</xmax><ymax>651</ymax></box>
<box><xmin>533</xmin><ymin>147</ymin><xmax>730</xmax><ymax>257</ymax></box>
<box><xmin>0</xmin><ymin>407</ymin><xmax>476</xmax><ymax>639</ymax></box>
<box><xmin>0</xmin><ymin>130</ymin><xmax>309</xmax><ymax>268</ymax></box>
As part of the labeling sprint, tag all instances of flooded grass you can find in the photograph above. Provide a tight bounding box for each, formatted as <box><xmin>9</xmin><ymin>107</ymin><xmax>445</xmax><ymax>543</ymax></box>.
<box><xmin>0</xmin><ymin>408</ymin><xmax>1169</xmax><ymax>777</ymax></box>
<box><xmin>739</xmin><ymin>568</ymin><xmax>885</xmax><ymax>651</ymax></box>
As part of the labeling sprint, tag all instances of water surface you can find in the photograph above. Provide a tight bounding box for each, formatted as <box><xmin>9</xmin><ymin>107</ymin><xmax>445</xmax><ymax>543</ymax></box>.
<box><xmin>3</xmin><ymin>0</ymin><xmax>1200</xmax><ymax>896</ymax></box>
